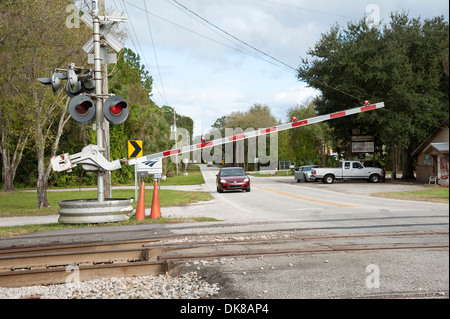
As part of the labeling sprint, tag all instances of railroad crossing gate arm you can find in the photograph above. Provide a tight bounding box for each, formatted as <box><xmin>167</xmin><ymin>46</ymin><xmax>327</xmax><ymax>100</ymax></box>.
<box><xmin>126</xmin><ymin>102</ymin><xmax>385</xmax><ymax>166</ymax></box>
<box><xmin>51</xmin><ymin>144</ymin><xmax>121</xmax><ymax>172</ymax></box>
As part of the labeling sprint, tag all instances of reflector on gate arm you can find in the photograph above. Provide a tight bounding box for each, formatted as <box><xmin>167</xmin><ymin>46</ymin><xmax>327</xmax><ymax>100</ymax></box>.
<box><xmin>127</xmin><ymin>102</ymin><xmax>385</xmax><ymax>166</ymax></box>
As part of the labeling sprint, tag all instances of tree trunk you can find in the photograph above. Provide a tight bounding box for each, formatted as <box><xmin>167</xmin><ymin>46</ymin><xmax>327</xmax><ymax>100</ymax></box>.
<box><xmin>36</xmin><ymin>139</ymin><xmax>50</xmax><ymax>208</ymax></box>
<box><xmin>35</xmin><ymin>96</ymin><xmax>71</xmax><ymax>209</ymax></box>
<box><xmin>391</xmin><ymin>143</ymin><xmax>397</xmax><ymax>180</ymax></box>
<box><xmin>1</xmin><ymin>129</ymin><xmax>30</xmax><ymax>192</ymax></box>
<box><xmin>401</xmin><ymin>147</ymin><xmax>416</xmax><ymax>180</ymax></box>
<box><xmin>2</xmin><ymin>163</ymin><xmax>15</xmax><ymax>192</ymax></box>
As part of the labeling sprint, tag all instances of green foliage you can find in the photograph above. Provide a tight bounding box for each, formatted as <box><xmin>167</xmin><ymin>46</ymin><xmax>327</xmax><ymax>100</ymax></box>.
<box><xmin>298</xmin><ymin>12</ymin><xmax>449</xmax><ymax>175</ymax></box>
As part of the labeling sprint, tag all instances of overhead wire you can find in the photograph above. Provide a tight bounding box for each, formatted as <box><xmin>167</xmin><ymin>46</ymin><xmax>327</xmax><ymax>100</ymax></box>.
<box><xmin>169</xmin><ymin>0</ymin><xmax>365</xmax><ymax>103</ymax></box>
<box><xmin>116</xmin><ymin>0</ymin><xmax>366</xmax><ymax>104</ymax></box>
<box><xmin>122</xmin><ymin>0</ymin><xmax>297</xmax><ymax>75</ymax></box>
<box><xmin>143</xmin><ymin>0</ymin><xmax>168</xmax><ymax>105</ymax></box>
<box><xmin>170</xmin><ymin>0</ymin><xmax>298</xmax><ymax>73</ymax></box>
<box><xmin>112</xmin><ymin>0</ymin><xmax>168</xmax><ymax>105</ymax></box>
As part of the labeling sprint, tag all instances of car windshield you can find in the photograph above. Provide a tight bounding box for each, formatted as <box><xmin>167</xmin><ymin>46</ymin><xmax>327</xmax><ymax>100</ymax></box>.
<box><xmin>220</xmin><ymin>169</ymin><xmax>246</xmax><ymax>177</ymax></box>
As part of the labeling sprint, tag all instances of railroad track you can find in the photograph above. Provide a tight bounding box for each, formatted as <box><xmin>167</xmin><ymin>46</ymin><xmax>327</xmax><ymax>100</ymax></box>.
<box><xmin>0</xmin><ymin>230</ymin><xmax>448</xmax><ymax>288</ymax></box>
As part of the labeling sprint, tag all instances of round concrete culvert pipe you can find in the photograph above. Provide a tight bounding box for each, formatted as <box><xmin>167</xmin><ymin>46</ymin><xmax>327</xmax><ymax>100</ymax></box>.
<box><xmin>58</xmin><ymin>198</ymin><xmax>134</xmax><ymax>224</ymax></box>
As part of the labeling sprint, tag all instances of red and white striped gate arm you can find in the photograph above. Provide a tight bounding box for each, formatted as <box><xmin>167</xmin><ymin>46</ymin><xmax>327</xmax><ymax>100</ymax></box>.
<box><xmin>126</xmin><ymin>102</ymin><xmax>384</xmax><ymax>165</ymax></box>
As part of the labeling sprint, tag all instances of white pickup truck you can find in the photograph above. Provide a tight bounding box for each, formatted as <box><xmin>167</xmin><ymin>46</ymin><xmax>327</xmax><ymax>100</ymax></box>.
<box><xmin>311</xmin><ymin>160</ymin><xmax>385</xmax><ymax>184</ymax></box>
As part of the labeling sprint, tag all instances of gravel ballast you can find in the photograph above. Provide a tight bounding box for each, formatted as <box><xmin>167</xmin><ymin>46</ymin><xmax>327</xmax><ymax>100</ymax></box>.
<box><xmin>0</xmin><ymin>271</ymin><xmax>220</xmax><ymax>299</ymax></box>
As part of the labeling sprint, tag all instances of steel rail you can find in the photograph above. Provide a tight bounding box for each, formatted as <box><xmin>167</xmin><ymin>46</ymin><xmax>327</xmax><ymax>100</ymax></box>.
<box><xmin>0</xmin><ymin>230</ymin><xmax>447</xmax><ymax>288</ymax></box>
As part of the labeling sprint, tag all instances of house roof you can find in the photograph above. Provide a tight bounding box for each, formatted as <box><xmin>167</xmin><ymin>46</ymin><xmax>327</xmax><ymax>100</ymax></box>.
<box><xmin>423</xmin><ymin>142</ymin><xmax>449</xmax><ymax>154</ymax></box>
<box><xmin>412</xmin><ymin>118</ymin><xmax>449</xmax><ymax>157</ymax></box>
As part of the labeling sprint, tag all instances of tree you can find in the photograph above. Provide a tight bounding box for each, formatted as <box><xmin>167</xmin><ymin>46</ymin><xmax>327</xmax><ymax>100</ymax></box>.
<box><xmin>281</xmin><ymin>101</ymin><xmax>332</xmax><ymax>166</ymax></box>
<box><xmin>0</xmin><ymin>0</ymin><xmax>90</xmax><ymax>207</ymax></box>
<box><xmin>298</xmin><ymin>12</ymin><xmax>449</xmax><ymax>179</ymax></box>
<box><xmin>212</xmin><ymin>103</ymin><xmax>277</xmax><ymax>169</ymax></box>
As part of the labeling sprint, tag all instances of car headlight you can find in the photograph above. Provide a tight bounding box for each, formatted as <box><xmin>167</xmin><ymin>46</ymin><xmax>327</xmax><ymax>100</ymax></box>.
<box><xmin>220</xmin><ymin>179</ymin><xmax>227</xmax><ymax>183</ymax></box>
<box><xmin>244</xmin><ymin>178</ymin><xmax>249</xmax><ymax>182</ymax></box>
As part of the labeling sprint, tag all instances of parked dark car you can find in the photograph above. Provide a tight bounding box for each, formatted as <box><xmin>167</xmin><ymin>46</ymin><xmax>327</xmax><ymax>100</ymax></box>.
<box><xmin>294</xmin><ymin>165</ymin><xmax>319</xmax><ymax>182</ymax></box>
<box><xmin>216</xmin><ymin>167</ymin><xmax>250</xmax><ymax>193</ymax></box>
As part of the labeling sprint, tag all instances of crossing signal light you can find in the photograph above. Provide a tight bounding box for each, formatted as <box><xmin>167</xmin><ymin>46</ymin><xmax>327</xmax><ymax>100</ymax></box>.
<box><xmin>65</xmin><ymin>70</ymin><xmax>95</xmax><ymax>97</ymax></box>
<box><xmin>103</xmin><ymin>95</ymin><xmax>129</xmax><ymax>124</ymax></box>
<box><xmin>38</xmin><ymin>68</ymin><xmax>128</xmax><ymax>125</ymax></box>
<box><xmin>69</xmin><ymin>95</ymin><xmax>96</xmax><ymax>125</ymax></box>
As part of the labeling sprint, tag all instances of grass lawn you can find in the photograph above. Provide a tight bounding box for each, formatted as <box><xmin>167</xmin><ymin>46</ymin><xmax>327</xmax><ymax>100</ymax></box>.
<box><xmin>0</xmin><ymin>188</ymin><xmax>213</xmax><ymax>218</ymax></box>
<box><xmin>160</xmin><ymin>164</ymin><xmax>205</xmax><ymax>185</ymax></box>
<box><xmin>372</xmin><ymin>185</ymin><xmax>449</xmax><ymax>204</ymax></box>
<box><xmin>249</xmin><ymin>171</ymin><xmax>293</xmax><ymax>177</ymax></box>
<box><xmin>0</xmin><ymin>215</ymin><xmax>219</xmax><ymax>238</ymax></box>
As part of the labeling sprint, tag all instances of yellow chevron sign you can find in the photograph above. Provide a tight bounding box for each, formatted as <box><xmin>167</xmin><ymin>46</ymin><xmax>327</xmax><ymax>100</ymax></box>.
<box><xmin>128</xmin><ymin>140</ymin><xmax>143</xmax><ymax>158</ymax></box>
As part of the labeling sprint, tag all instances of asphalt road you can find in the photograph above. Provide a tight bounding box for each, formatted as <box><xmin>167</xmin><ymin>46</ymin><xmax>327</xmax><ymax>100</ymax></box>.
<box><xmin>1</xmin><ymin>164</ymin><xmax>448</xmax><ymax>299</ymax></box>
<box><xmin>169</xmin><ymin>165</ymin><xmax>449</xmax><ymax>299</ymax></box>
<box><xmin>165</xmin><ymin>165</ymin><xmax>449</xmax><ymax>233</ymax></box>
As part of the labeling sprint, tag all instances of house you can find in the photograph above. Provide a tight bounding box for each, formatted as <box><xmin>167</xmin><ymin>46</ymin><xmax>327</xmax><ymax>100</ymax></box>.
<box><xmin>412</xmin><ymin>118</ymin><xmax>449</xmax><ymax>185</ymax></box>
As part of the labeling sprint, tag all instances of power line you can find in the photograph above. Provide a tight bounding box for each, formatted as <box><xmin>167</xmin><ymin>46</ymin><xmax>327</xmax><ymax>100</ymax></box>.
<box><xmin>259</xmin><ymin>0</ymin><xmax>358</xmax><ymax>21</ymax></box>
<box><xmin>170</xmin><ymin>0</ymin><xmax>298</xmax><ymax>73</ymax></box>
<box><xmin>122</xmin><ymin>0</ymin><xmax>296</xmax><ymax>75</ymax></box>
<box><xmin>121</xmin><ymin>0</ymin><xmax>365</xmax><ymax>103</ymax></box>
<box><xmin>143</xmin><ymin>0</ymin><xmax>168</xmax><ymax>105</ymax></box>
<box><xmin>169</xmin><ymin>0</ymin><xmax>364</xmax><ymax>102</ymax></box>
<box><xmin>112</xmin><ymin>0</ymin><xmax>168</xmax><ymax>104</ymax></box>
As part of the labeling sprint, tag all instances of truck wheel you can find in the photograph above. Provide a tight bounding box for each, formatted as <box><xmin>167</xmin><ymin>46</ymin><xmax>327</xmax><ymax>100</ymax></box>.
<box><xmin>323</xmin><ymin>174</ymin><xmax>335</xmax><ymax>184</ymax></box>
<box><xmin>369</xmin><ymin>174</ymin><xmax>380</xmax><ymax>183</ymax></box>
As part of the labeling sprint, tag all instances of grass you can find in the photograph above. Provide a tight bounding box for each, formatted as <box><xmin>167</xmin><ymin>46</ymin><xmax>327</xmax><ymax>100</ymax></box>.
<box><xmin>250</xmin><ymin>170</ymin><xmax>293</xmax><ymax>177</ymax></box>
<box><xmin>0</xmin><ymin>188</ymin><xmax>213</xmax><ymax>218</ymax></box>
<box><xmin>0</xmin><ymin>187</ymin><xmax>216</xmax><ymax>237</ymax></box>
<box><xmin>160</xmin><ymin>164</ymin><xmax>205</xmax><ymax>185</ymax></box>
<box><xmin>0</xmin><ymin>216</ymin><xmax>220</xmax><ymax>238</ymax></box>
<box><xmin>372</xmin><ymin>185</ymin><xmax>449</xmax><ymax>204</ymax></box>
<box><xmin>0</xmin><ymin>164</ymin><xmax>216</xmax><ymax>237</ymax></box>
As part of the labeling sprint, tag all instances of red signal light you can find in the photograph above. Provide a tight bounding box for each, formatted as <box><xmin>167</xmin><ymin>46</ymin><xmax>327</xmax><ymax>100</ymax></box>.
<box><xmin>109</xmin><ymin>103</ymin><xmax>123</xmax><ymax>116</ymax></box>
<box><xmin>75</xmin><ymin>101</ymin><xmax>91</xmax><ymax>115</ymax></box>
<box><xmin>292</xmin><ymin>116</ymin><xmax>297</xmax><ymax>122</ymax></box>
<box><xmin>68</xmin><ymin>95</ymin><xmax>96</xmax><ymax>124</ymax></box>
<box><xmin>103</xmin><ymin>96</ymin><xmax>129</xmax><ymax>124</ymax></box>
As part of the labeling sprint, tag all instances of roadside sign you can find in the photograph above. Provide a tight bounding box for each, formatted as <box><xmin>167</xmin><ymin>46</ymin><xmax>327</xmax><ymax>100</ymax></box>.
<box><xmin>128</xmin><ymin>140</ymin><xmax>143</xmax><ymax>158</ymax></box>
<box><xmin>137</xmin><ymin>158</ymin><xmax>163</xmax><ymax>174</ymax></box>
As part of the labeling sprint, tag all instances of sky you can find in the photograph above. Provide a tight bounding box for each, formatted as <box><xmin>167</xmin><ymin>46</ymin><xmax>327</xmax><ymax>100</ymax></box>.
<box><xmin>105</xmin><ymin>0</ymin><xmax>449</xmax><ymax>137</ymax></box>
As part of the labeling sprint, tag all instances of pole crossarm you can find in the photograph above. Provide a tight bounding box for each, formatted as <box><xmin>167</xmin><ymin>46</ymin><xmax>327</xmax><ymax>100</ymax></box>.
<box><xmin>126</xmin><ymin>102</ymin><xmax>385</xmax><ymax>165</ymax></box>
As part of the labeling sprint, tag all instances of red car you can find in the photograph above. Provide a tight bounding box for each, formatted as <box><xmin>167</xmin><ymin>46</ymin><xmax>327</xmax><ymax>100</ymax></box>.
<box><xmin>216</xmin><ymin>167</ymin><xmax>251</xmax><ymax>193</ymax></box>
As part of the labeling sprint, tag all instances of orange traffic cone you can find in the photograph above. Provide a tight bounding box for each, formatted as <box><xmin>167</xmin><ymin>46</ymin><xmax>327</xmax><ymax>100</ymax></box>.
<box><xmin>150</xmin><ymin>179</ymin><xmax>161</xmax><ymax>219</ymax></box>
<box><xmin>135</xmin><ymin>180</ymin><xmax>146</xmax><ymax>221</ymax></box>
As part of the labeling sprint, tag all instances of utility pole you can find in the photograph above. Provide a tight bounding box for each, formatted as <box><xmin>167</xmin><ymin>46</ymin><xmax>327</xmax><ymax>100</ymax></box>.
<box><xmin>174</xmin><ymin>107</ymin><xmax>178</xmax><ymax>176</ymax></box>
<box><xmin>92</xmin><ymin>0</ymin><xmax>105</xmax><ymax>202</ymax></box>
<box><xmin>99</xmin><ymin>0</ymin><xmax>112</xmax><ymax>198</ymax></box>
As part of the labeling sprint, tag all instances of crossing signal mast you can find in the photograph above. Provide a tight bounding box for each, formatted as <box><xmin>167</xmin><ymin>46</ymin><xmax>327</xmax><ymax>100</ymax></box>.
<box><xmin>38</xmin><ymin>0</ymin><xmax>129</xmax><ymax>204</ymax></box>
<box><xmin>37</xmin><ymin>0</ymin><xmax>134</xmax><ymax>224</ymax></box>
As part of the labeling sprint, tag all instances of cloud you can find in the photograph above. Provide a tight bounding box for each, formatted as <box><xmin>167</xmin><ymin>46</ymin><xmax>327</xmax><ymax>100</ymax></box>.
<box><xmin>116</xmin><ymin>0</ymin><xmax>448</xmax><ymax>139</ymax></box>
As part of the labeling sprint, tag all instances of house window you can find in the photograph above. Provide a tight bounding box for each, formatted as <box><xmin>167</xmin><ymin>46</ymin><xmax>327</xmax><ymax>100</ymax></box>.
<box><xmin>424</xmin><ymin>154</ymin><xmax>432</xmax><ymax>165</ymax></box>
